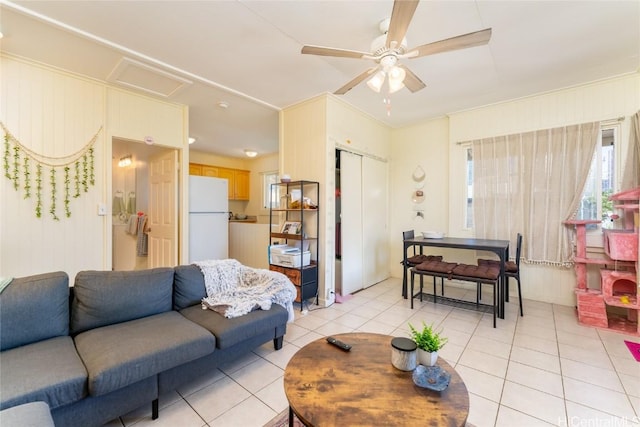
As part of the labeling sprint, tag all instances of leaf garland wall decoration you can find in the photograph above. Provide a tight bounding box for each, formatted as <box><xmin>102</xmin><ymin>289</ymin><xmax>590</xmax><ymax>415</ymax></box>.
<box><xmin>1</xmin><ymin>121</ymin><xmax>102</xmax><ymax>220</ymax></box>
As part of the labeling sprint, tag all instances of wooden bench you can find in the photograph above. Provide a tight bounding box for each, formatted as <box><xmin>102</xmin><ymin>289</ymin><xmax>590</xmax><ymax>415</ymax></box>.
<box><xmin>410</xmin><ymin>261</ymin><xmax>500</xmax><ymax>327</ymax></box>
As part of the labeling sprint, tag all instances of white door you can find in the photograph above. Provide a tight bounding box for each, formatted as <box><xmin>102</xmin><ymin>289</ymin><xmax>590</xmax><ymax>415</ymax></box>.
<box><xmin>362</xmin><ymin>157</ymin><xmax>390</xmax><ymax>287</ymax></box>
<box><xmin>340</xmin><ymin>151</ymin><xmax>363</xmax><ymax>295</ymax></box>
<box><xmin>148</xmin><ymin>150</ymin><xmax>178</xmax><ymax>268</ymax></box>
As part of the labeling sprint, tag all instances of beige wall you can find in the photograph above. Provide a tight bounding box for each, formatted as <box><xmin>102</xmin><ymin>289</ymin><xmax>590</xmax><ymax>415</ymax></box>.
<box><xmin>0</xmin><ymin>55</ymin><xmax>188</xmax><ymax>280</ymax></box>
<box><xmin>245</xmin><ymin>153</ymin><xmax>279</xmax><ymax>222</ymax></box>
<box><xmin>389</xmin><ymin>72</ymin><xmax>640</xmax><ymax>306</ymax></box>
<box><xmin>389</xmin><ymin>116</ymin><xmax>451</xmax><ymax>275</ymax></box>
<box><xmin>281</xmin><ymin>94</ymin><xmax>392</xmax><ymax>305</ymax></box>
<box><xmin>280</xmin><ymin>96</ymin><xmax>329</xmax><ymax>302</ymax></box>
<box><xmin>326</xmin><ymin>95</ymin><xmax>391</xmax><ymax>159</ymax></box>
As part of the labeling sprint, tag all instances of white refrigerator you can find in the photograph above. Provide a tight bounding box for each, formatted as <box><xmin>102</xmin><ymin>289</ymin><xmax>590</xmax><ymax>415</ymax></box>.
<box><xmin>189</xmin><ymin>176</ymin><xmax>229</xmax><ymax>262</ymax></box>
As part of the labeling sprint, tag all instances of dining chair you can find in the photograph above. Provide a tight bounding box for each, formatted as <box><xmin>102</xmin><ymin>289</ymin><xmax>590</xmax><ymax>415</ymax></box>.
<box><xmin>477</xmin><ymin>233</ymin><xmax>523</xmax><ymax>316</ymax></box>
<box><xmin>401</xmin><ymin>230</ymin><xmax>418</xmax><ymax>297</ymax></box>
<box><xmin>401</xmin><ymin>230</ymin><xmax>445</xmax><ymax>298</ymax></box>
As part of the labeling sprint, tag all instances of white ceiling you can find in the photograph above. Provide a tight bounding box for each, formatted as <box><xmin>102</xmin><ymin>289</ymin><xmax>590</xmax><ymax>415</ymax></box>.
<box><xmin>1</xmin><ymin>1</ymin><xmax>638</xmax><ymax>158</ymax></box>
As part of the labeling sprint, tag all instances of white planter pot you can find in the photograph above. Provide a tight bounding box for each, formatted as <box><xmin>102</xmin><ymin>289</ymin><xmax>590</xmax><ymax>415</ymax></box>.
<box><xmin>417</xmin><ymin>349</ymin><xmax>438</xmax><ymax>366</ymax></box>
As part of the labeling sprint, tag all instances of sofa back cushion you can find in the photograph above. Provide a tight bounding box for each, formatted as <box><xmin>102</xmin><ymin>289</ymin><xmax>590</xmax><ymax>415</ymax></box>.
<box><xmin>173</xmin><ymin>265</ymin><xmax>206</xmax><ymax>310</ymax></box>
<box><xmin>0</xmin><ymin>272</ymin><xmax>69</xmax><ymax>351</ymax></box>
<box><xmin>71</xmin><ymin>268</ymin><xmax>174</xmax><ymax>334</ymax></box>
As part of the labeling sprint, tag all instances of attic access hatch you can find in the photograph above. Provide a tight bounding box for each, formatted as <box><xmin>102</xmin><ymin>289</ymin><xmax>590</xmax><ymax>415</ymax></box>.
<box><xmin>107</xmin><ymin>57</ymin><xmax>192</xmax><ymax>98</ymax></box>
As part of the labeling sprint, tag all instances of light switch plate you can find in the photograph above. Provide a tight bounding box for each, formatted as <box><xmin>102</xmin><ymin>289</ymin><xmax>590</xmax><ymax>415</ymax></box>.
<box><xmin>98</xmin><ymin>203</ymin><xmax>107</xmax><ymax>216</ymax></box>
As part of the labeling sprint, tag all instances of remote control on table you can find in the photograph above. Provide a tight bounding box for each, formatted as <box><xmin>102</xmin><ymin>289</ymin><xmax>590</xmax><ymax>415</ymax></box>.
<box><xmin>326</xmin><ymin>336</ymin><xmax>351</xmax><ymax>351</ymax></box>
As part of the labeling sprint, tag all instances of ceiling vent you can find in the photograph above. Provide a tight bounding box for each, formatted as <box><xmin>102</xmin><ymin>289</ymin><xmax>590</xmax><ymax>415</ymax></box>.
<box><xmin>107</xmin><ymin>57</ymin><xmax>192</xmax><ymax>98</ymax></box>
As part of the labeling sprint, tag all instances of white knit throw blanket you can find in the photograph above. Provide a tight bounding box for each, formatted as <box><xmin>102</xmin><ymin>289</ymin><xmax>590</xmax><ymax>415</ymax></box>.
<box><xmin>195</xmin><ymin>259</ymin><xmax>296</xmax><ymax>322</ymax></box>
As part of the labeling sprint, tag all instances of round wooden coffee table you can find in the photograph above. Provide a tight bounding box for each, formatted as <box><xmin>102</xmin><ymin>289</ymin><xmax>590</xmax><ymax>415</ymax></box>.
<box><xmin>284</xmin><ymin>332</ymin><xmax>469</xmax><ymax>426</ymax></box>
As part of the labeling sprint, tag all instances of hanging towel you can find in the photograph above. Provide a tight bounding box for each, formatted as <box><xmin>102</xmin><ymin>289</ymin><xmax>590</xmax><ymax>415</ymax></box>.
<box><xmin>136</xmin><ymin>215</ymin><xmax>148</xmax><ymax>256</ymax></box>
<box><xmin>112</xmin><ymin>194</ymin><xmax>125</xmax><ymax>216</ymax></box>
<box><xmin>127</xmin><ymin>192</ymin><xmax>136</xmax><ymax>214</ymax></box>
<box><xmin>126</xmin><ymin>214</ymin><xmax>138</xmax><ymax>235</ymax></box>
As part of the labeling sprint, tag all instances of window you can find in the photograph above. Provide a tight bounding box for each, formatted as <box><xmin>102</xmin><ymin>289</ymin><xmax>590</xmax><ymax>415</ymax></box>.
<box><xmin>465</xmin><ymin>146</ymin><xmax>473</xmax><ymax>229</ymax></box>
<box><xmin>577</xmin><ymin>126</ymin><xmax>617</xmax><ymax>227</ymax></box>
<box><xmin>463</xmin><ymin>124</ymin><xmax>613</xmax><ymax>232</ymax></box>
<box><xmin>262</xmin><ymin>171</ymin><xmax>279</xmax><ymax>209</ymax></box>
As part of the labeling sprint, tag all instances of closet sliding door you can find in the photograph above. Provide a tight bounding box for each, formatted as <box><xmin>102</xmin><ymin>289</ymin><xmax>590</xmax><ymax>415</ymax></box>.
<box><xmin>339</xmin><ymin>151</ymin><xmax>390</xmax><ymax>295</ymax></box>
<box><xmin>339</xmin><ymin>150</ymin><xmax>363</xmax><ymax>295</ymax></box>
<box><xmin>362</xmin><ymin>156</ymin><xmax>389</xmax><ymax>288</ymax></box>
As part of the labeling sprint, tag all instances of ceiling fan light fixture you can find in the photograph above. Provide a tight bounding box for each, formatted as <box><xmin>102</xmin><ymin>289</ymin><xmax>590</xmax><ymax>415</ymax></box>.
<box><xmin>367</xmin><ymin>70</ymin><xmax>386</xmax><ymax>93</ymax></box>
<box><xmin>388</xmin><ymin>66</ymin><xmax>406</xmax><ymax>93</ymax></box>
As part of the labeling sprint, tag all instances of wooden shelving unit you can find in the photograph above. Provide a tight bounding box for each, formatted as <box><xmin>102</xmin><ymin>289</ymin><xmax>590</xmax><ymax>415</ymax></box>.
<box><xmin>268</xmin><ymin>180</ymin><xmax>319</xmax><ymax>310</ymax></box>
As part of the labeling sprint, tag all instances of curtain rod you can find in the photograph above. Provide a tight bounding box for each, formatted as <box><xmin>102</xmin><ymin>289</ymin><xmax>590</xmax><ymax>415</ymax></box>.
<box><xmin>454</xmin><ymin>116</ymin><xmax>626</xmax><ymax>145</ymax></box>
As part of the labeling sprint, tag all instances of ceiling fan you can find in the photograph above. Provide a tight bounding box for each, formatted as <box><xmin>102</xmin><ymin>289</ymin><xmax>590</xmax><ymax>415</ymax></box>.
<box><xmin>301</xmin><ymin>0</ymin><xmax>491</xmax><ymax>95</ymax></box>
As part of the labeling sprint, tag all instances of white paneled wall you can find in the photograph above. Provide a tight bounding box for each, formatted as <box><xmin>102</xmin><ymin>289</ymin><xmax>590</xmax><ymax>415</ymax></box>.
<box><xmin>0</xmin><ymin>55</ymin><xmax>188</xmax><ymax>280</ymax></box>
<box><xmin>107</xmin><ymin>88</ymin><xmax>185</xmax><ymax>146</ymax></box>
<box><xmin>448</xmin><ymin>73</ymin><xmax>639</xmax><ymax>143</ymax></box>
<box><xmin>229</xmin><ymin>223</ymin><xmax>271</xmax><ymax>269</ymax></box>
<box><xmin>1</xmin><ymin>57</ymin><xmax>106</xmax><ymax>279</ymax></box>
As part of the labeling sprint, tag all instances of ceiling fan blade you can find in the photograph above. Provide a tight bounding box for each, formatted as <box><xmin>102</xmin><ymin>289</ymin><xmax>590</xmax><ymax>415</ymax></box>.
<box><xmin>334</xmin><ymin>66</ymin><xmax>379</xmax><ymax>95</ymax></box>
<box><xmin>406</xmin><ymin>28</ymin><xmax>492</xmax><ymax>59</ymax></box>
<box><xmin>386</xmin><ymin>0</ymin><xmax>420</xmax><ymax>49</ymax></box>
<box><xmin>399</xmin><ymin>64</ymin><xmax>426</xmax><ymax>93</ymax></box>
<box><xmin>302</xmin><ymin>45</ymin><xmax>370</xmax><ymax>59</ymax></box>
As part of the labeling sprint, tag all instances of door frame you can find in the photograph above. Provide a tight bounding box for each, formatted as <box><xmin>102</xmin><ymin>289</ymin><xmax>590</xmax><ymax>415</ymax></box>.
<box><xmin>108</xmin><ymin>135</ymin><xmax>184</xmax><ymax>270</ymax></box>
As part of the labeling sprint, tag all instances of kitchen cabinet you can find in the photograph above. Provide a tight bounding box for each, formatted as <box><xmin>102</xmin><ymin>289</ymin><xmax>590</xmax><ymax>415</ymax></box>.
<box><xmin>189</xmin><ymin>163</ymin><xmax>218</xmax><ymax>177</ymax></box>
<box><xmin>189</xmin><ymin>163</ymin><xmax>249</xmax><ymax>200</ymax></box>
<box><xmin>189</xmin><ymin>163</ymin><xmax>203</xmax><ymax>176</ymax></box>
<box><xmin>217</xmin><ymin>167</ymin><xmax>250</xmax><ymax>200</ymax></box>
<box><xmin>234</xmin><ymin>170</ymin><xmax>250</xmax><ymax>200</ymax></box>
<box><xmin>201</xmin><ymin>166</ymin><xmax>219</xmax><ymax>177</ymax></box>
<box><xmin>268</xmin><ymin>180</ymin><xmax>319</xmax><ymax>309</ymax></box>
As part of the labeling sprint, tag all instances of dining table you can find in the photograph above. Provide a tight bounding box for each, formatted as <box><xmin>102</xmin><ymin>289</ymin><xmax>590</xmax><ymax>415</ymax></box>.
<box><xmin>402</xmin><ymin>235</ymin><xmax>510</xmax><ymax>319</ymax></box>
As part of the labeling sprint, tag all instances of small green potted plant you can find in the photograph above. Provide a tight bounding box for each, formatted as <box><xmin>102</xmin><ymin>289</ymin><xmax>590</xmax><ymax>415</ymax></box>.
<box><xmin>409</xmin><ymin>321</ymin><xmax>448</xmax><ymax>366</ymax></box>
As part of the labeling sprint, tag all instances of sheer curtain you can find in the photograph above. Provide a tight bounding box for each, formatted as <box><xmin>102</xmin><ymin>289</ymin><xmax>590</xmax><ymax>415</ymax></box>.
<box><xmin>621</xmin><ymin>111</ymin><xmax>640</xmax><ymax>190</ymax></box>
<box><xmin>471</xmin><ymin>122</ymin><xmax>600</xmax><ymax>266</ymax></box>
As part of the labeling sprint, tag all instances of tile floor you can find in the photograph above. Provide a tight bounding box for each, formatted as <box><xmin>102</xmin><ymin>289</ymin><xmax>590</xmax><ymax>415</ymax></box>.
<box><xmin>105</xmin><ymin>278</ymin><xmax>640</xmax><ymax>427</ymax></box>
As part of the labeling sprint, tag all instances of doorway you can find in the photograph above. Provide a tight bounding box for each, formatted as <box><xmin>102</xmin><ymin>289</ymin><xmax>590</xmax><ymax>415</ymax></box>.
<box><xmin>112</xmin><ymin>138</ymin><xmax>177</xmax><ymax>271</ymax></box>
<box><xmin>336</xmin><ymin>149</ymin><xmax>390</xmax><ymax>296</ymax></box>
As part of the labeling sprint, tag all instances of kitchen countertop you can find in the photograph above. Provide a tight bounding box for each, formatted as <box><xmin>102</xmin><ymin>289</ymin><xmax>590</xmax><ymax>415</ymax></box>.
<box><xmin>229</xmin><ymin>216</ymin><xmax>257</xmax><ymax>223</ymax></box>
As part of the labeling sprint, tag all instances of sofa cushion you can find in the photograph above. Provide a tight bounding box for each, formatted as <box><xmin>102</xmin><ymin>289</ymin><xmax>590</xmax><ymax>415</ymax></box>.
<box><xmin>180</xmin><ymin>304</ymin><xmax>288</xmax><ymax>349</ymax></box>
<box><xmin>0</xmin><ymin>336</ymin><xmax>87</xmax><ymax>410</ymax></box>
<box><xmin>0</xmin><ymin>272</ymin><xmax>69</xmax><ymax>351</ymax></box>
<box><xmin>73</xmin><ymin>311</ymin><xmax>215</xmax><ymax>396</ymax></box>
<box><xmin>71</xmin><ymin>268</ymin><xmax>174</xmax><ymax>334</ymax></box>
<box><xmin>0</xmin><ymin>401</ymin><xmax>55</xmax><ymax>427</ymax></box>
<box><xmin>173</xmin><ymin>264</ymin><xmax>206</xmax><ymax>310</ymax></box>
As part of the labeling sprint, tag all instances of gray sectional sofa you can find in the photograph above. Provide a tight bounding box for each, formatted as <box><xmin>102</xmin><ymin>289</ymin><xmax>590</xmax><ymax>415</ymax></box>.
<box><xmin>0</xmin><ymin>265</ymin><xmax>289</xmax><ymax>427</ymax></box>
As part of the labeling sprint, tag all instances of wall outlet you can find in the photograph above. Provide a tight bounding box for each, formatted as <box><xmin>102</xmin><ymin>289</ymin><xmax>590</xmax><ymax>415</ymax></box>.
<box><xmin>97</xmin><ymin>203</ymin><xmax>107</xmax><ymax>216</ymax></box>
